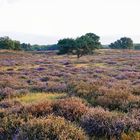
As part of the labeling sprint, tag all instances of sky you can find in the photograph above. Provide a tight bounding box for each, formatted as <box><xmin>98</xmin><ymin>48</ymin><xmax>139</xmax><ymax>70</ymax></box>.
<box><xmin>0</xmin><ymin>0</ymin><xmax>139</xmax><ymax>45</ymax></box>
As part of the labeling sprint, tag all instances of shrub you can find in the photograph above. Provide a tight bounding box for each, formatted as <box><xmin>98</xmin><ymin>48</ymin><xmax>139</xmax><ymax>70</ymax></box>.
<box><xmin>95</xmin><ymin>85</ymin><xmax>139</xmax><ymax>111</ymax></box>
<box><xmin>25</xmin><ymin>101</ymin><xmax>53</xmax><ymax>117</ymax></box>
<box><xmin>0</xmin><ymin>87</ymin><xmax>15</xmax><ymax>99</ymax></box>
<box><xmin>53</xmin><ymin>97</ymin><xmax>88</xmax><ymax>122</ymax></box>
<box><xmin>124</xmin><ymin>109</ymin><xmax>140</xmax><ymax>132</ymax></box>
<box><xmin>67</xmin><ymin>80</ymin><xmax>100</xmax><ymax>99</ymax></box>
<box><xmin>30</xmin><ymin>81</ymin><xmax>46</xmax><ymax>92</ymax></box>
<box><xmin>132</xmin><ymin>85</ymin><xmax>140</xmax><ymax>96</ymax></box>
<box><xmin>0</xmin><ymin>115</ymin><xmax>25</xmax><ymax>139</ymax></box>
<box><xmin>18</xmin><ymin>115</ymin><xmax>87</xmax><ymax>140</ymax></box>
<box><xmin>46</xmin><ymin>81</ymin><xmax>67</xmax><ymax>92</ymax></box>
<box><xmin>81</xmin><ymin>107</ymin><xmax>125</xmax><ymax>139</ymax></box>
<box><xmin>0</xmin><ymin>99</ymin><xmax>22</xmax><ymax>109</ymax></box>
<box><xmin>121</xmin><ymin>132</ymin><xmax>140</xmax><ymax>140</ymax></box>
<box><xmin>0</xmin><ymin>109</ymin><xmax>6</xmax><ymax>118</ymax></box>
<box><xmin>0</xmin><ymin>115</ymin><xmax>87</xmax><ymax>140</ymax></box>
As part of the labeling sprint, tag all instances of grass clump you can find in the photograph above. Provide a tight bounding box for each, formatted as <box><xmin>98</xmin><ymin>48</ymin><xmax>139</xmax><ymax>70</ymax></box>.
<box><xmin>16</xmin><ymin>92</ymin><xmax>66</xmax><ymax>104</ymax></box>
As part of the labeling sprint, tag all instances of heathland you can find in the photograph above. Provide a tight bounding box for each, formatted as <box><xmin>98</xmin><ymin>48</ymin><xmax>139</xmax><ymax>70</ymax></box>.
<box><xmin>0</xmin><ymin>49</ymin><xmax>140</xmax><ymax>140</ymax></box>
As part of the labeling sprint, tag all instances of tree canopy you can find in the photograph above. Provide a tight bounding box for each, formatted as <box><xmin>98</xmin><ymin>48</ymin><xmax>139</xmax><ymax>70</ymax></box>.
<box><xmin>0</xmin><ymin>36</ymin><xmax>21</xmax><ymax>50</ymax></box>
<box><xmin>57</xmin><ymin>33</ymin><xmax>101</xmax><ymax>58</ymax></box>
<box><xmin>58</xmin><ymin>38</ymin><xmax>76</xmax><ymax>54</ymax></box>
<box><xmin>0</xmin><ymin>36</ymin><xmax>59</xmax><ymax>51</ymax></box>
<box><xmin>109</xmin><ymin>37</ymin><xmax>134</xmax><ymax>50</ymax></box>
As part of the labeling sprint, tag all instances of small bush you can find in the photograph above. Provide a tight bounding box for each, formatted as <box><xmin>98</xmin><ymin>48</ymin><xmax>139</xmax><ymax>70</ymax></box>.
<box><xmin>121</xmin><ymin>132</ymin><xmax>140</xmax><ymax>140</ymax></box>
<box><xmin>53</xmin><ymin>97</ymin><xmax>88</xmax><ymax>122</ymax></box>
<box><xmin>18</xmin><ymin>115</ymin><xmax>87</xmax><ymax>140</ymax></box>
<box><xmin>81</xmin><ymin>107</ymin><xmax>125</xmax><ymax>139</ymax></box>
<box><xmin>0</xmin><ymin>87</ymin><xmax>15</xmax><ymax>99</ymax></box>
<box><xmin>68</xmin><ymin>81</ymin><xmax>99</xmax><ymax>99</ymax></box>
<box><xmin>0</xmin><ymin>115</ymin><xmax>25</xmax><ymax>139</ymax></box>
<box><xmin>132</xmin><ymin>85</ymin><xmax>140</xmax><ymax>96</ymax></box>
<box><xmin>25</xmin><ymin>101</ymin><xmax>53</xmax><ymax>117</ymax></box>
<box><xmin>46</xmin><ymin>81</ymin><xmax>67</xmax><ymax>92</ymax></box>
<box><xmin>95</xmin><ymin>85</ymin><xmax>139</xmax><ymax>111</ymax></box>
<box><xmin>0</xmin><ymin>99</ymin><xmax>22</xmax><ymax>109</ymax></box>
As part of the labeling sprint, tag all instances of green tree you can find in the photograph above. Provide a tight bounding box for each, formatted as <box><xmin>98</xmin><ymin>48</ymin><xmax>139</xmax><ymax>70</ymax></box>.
<box><xmin>0</xmin><ymin>36</ymin><xmax>21</xmax><ymax>50</ymax></box>
<box><xmin>13</xmin><ymin>40</ymin><xmax>21</xmax><ymax>50</ymax></box>
<box><xmin>134</xmin><ymin>44</ymin><xmax>140</xmax><ymax>50</ymax></box>
<box><xmin>57</xmin><ymin>33</ymin><xmax>101</xmax><ymax>58</ymax></box>
<box><xmin>0</xmin><ymin>37</ymin><xmax>12</xmax><ymax>49</ymax></box>
<box><xmin>109</xmin><ymin>37</ymin><xmax>133</xmax><ymax>50</ymax></box>
<box><xmin>75</xmin><ymin>33</ymin><xmax>101</xmax><ymax>58</ymax></box>
<box><xmin>58</xmin><ymin>38</ymin><xmax>76</xmax><ymax>54</ymax></box>
<box><xmin>20</xmin><ymin>43</ymin><xmax>32</xmax><ymax>51</ymax></box>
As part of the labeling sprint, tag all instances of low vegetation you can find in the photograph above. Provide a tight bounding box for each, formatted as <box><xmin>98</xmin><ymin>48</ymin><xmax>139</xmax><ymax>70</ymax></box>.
<box><xmin>0</xmin><ymin>49</ymin><xmax>140</xmax><ymax>139</ymax></box>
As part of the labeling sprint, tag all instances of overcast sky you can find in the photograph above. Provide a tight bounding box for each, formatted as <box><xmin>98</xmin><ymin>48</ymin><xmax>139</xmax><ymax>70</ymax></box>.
<box><xmin>0</xmin><ymin>0</ymin><xmax>139</xmax><ymax>45</ymax></box>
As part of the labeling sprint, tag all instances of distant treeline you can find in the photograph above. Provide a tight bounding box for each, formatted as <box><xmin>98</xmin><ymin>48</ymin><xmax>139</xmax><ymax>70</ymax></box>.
<box><xmin>104</xmin><ymin>44</ymin><xmax>140</xmax><ymax>50</ymax></box>
<box><xmin>0</xmin><ymin>36</ymin><xmax>59</xmax><ymax>51</ymax></box>
<box><xmin>21</xmin><ymin>43</ymin><xmax>59</xmax><ymax>51</ymax></box>
<box><xmin>134</xmin><ymin>44</ymin><xmax>140</xmax><ymax>50</ymax></box>
<box><xmin>0</xmin><ymin>35</ymin><xmax>139</xmax><ymax>53</ymax></box>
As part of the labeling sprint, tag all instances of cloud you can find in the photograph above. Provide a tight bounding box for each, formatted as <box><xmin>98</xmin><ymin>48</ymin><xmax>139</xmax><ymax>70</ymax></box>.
<box><xmin>7</xmin><ymin>0</ymin><xmax>19</xmax><ymax>4</ymax></box>
<box><xmin>0</xmin><ymin>0</ymin><xmax>20</xmax><ymax>5</ymax></box>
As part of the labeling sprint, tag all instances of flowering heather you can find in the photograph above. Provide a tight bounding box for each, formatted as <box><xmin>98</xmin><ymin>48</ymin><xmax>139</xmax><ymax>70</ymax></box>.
<box><xmin>0</xmin><ymin>50</ymin><xmax>140</xmax><ymax>139</ymax></box>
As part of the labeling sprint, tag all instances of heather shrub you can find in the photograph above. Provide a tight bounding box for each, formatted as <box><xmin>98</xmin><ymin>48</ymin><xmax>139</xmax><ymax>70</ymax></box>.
<box><xmin>0</xmin><ymin>109</ymin><xmax>6</xmax><ymax>118</ymax></box>
<box><xmin>68</xmin><ymin>80</ymin><xmax>100</xmax><ymax>99</ymax></box>
<box><xmin>18</xmin><ymin>115</ymin><xmax>87</xmax><ymax>140</ymax></box>
<box><xmin>46</xmin><ymin>81</ymin><xmax>67</xmax><ymax>92</ymax></box>
<box><xmin>16</xmin><ymin>89</ymin><xmax>29</xmax><ymax>96</ymax></box>
<box><xmin>25</xmin><ymin>101</ymin><xmax>53</xmax><ymax>117</ymax></box>
<box><xmin>95</xmin><ymin>85</ymin><xmax>139</xmax><ymax>111</ymax></box>
<box><xmin>123</xmin><ymin>109</ymin><xmax>140</xmax><ymax>132</ymax></box>
<box><xmin>81</xmin><ymin>107</ymin><xmax>125</xmax><ymax>139</ymax></box>
<box><xmin>1</xmin><ymin>49</ymin><xmax>140</xmax><ymax>139</ymax></box>
<box><xmin>121</xmin><ymin>132</ymin><xmax>140</xmax><ymax>140</ymax></box>
<box><xmin>0</xmin><ymin>76</ymin><xmax>26</xmax><ymax>90</ymax></box>
<box><xmin>40</xmin><ymin>76</ymin><xmax>49</xmax><ymax>82</ymax></box>
<box><xmin>0</xmin><ymin>99</ymin><xmax>22</xmax><ymax>109</ymax></box>
<box><xmin>53</xmin><ymin>97</ymin><xmax>88</xmax><ymax>122</ymax></box>
<box><xmin>0</xmin><ymin>87</ymin><xmax>15</xmax><ymax>100</ymax></box>
<box><xmin>30</xmin><ymin>81</ymin><xmax>46</xmax><ymax>92</ymax></box>
<box><xmin>132</xmin><ymin>85</ymin><xmax>140</xmax><ymax>96</ymax></box>
<box><xmin>126</xmin><ymin>95</ymin><xmax>140</xmax><ymax>111</ymax></box>
<box><xmin>128</xmin><ymin>109</ymin><xmax>140</xmax><ymax>121</ymax></box>
<box><xmin>122</xmin><ymin>116</ymin><xmax>140</xmax><ymax>133</ymax></box>
<box><xmin>0</xmin><ymin>115</ymin><xmax>25</xmax><ymax>139</ymax></box>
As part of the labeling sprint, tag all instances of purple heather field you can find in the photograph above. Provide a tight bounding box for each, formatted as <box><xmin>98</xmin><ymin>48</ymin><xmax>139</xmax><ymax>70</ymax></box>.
<box><xmin>0</xmin><ymin>49</ymin><xmax>140</xmax><ymax>140</ymax></box>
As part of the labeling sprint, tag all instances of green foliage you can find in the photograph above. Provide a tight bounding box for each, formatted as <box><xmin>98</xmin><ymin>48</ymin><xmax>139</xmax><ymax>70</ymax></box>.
<box><xmin>31</xmin><ymin>44</ymin><xmax>48</xmax><ymax>51</ymax></box>
<box><xmin>58</xmin><ymin>38</ymin><xmax>76</xmax><ymax>54</ymax></box>
<box><xmin>21</xmin><ymin>44</ymin><xmax>59</xmax><ymax>51</ymax></box>
<box><xmin>20</xmin><ymin>43</ymin><xmax>32</xmax><ymax>51</ymax></box>
<box><xmin>134</xmin><ymin>44</ymin><xmax>140</xmax><ymax>50</ymax></box>
<box><xmin>0</xmin><ymin>36</ymin><xmax>21</xmax><ymax>50</ymax></box>
<box><xmin>0</xmin><ymin>36</ymin><xmax>59</xmax><ymax>51</ymax></box>
<box><xmin>109</xmin><ymin>37</ymin><xmax>134</xmax><ymax>49</ymax></box>
<box><xmin>57</xmin><ymin>33</ymin><xmax>101</xmax><ymax>58</ymax></box>
<box><xmin>47</xmin><ymin>44</ymin><xmax>59</xmax><ymax>51</ymax></box>
<box><xmin>75</xmin><ymin>33</ymin><xmax>101</xmax><ymax>58</ymax></box>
